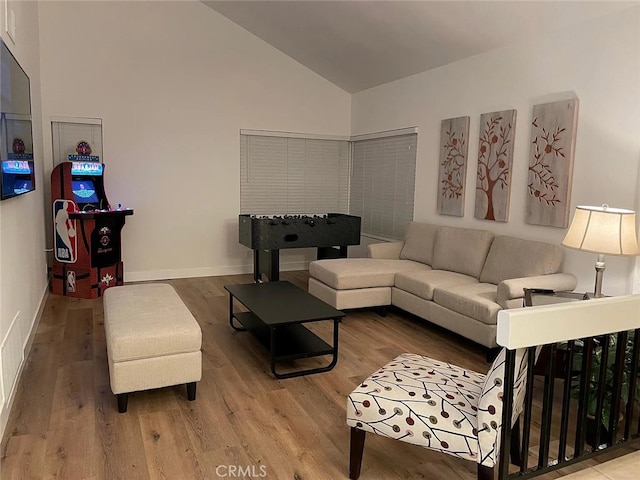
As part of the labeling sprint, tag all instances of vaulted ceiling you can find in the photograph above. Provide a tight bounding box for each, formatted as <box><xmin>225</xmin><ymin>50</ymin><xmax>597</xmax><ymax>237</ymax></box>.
<box><xmin>204</xmin><ymin>1</ymin><xmax>636</xmax><ymax>93</ymax></box>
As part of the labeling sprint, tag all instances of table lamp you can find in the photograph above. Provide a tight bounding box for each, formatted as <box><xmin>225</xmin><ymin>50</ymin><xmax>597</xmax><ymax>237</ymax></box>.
<box><xmin>562</xmin><ymin>204</ymin><xmax>639</xmax><ymax>297</ymax></box>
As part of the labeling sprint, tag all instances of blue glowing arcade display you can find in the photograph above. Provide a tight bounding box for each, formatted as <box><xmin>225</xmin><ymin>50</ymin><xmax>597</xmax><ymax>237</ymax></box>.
<box><xmin>71</xmin><ymin>180</ymin><xmax>99</xmax><ymax>204</ymax></box>
<box><xmin>70</xmin><ymin>161</ymin><xmax>103</xmax><ymax>176</ymax></box>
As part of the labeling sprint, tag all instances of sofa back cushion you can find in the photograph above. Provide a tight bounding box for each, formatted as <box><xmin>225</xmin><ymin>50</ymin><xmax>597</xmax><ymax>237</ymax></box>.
<box><xmin>479</xmin><ymin>235</ymin><xmax>564</xmax><ymax>284</ymax></box>
<box><xmin>399</xmin><ymin>222</ymin><xmax>439</xmax><ymax>266</ymax></box>
<box><xmin>431</xmin><ymin>226</ymin><xmax>494</xmax><ymax>278</ymax></box>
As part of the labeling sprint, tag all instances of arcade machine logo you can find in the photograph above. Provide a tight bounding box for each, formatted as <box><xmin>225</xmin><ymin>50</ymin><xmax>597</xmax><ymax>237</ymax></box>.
<box><xmin>53</xmin><ymin>199</ymin><xmax>78</xmax><ymax>263</ymax></box>
<box><xmin>99</xmin><ymin>226</ymin><xmax>111</xmax><ymax>246</ymax></box>
<box><xmin>66</xmin><ymin>271</ymin><xmax>76</xmax><ymax>293</ymax></box>
<box><xmin>98</xmin><ymin>226</ymin><xmax>112</xmax><ymax>253</ymax></box>
<box><xmin>76</xmin><ymin>141</ymin><xmax>91</xmax><ymax>156</ymax></box>
<box><xmin>101</xmin><ymin>273</ymin><xmax>114</xmax><ymax>287</ymax></box>
<box><xmin>12</xmin><ymin>138</ymin><xmax>25</xmax><ymax>154</ymax></box>
<box><xmin>7</xmin><ymin>138</ymin><xmax>33</xmax><ymax>160</ymax></box>
<box><xmin>68</xmin><ymin>141</ymin><xmax>100</xmax><ymax>162</ymax></box>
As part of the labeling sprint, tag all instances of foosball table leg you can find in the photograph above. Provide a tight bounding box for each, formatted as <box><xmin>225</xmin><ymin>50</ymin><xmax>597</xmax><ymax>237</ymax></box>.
<box><xmin>254</xmin><ymin>249</ymin><xmax>280</xmax><ymax>282</ymax></box>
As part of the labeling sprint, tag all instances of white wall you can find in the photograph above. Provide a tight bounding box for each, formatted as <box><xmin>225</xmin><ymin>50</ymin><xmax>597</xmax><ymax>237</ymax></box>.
<box><xmin>0</xmin><ymin>0</ymin><xmax>47</xmax><ymax>438</ymax></box>
<box><xmin>352</xmin><ymin>6</ymin><xmax>640</xmax><ymax>296</ymax></box>
<box><xmin>37</xmin><ymin>1</ymin><xmax>351</xmax><ymax>281</ymax></box>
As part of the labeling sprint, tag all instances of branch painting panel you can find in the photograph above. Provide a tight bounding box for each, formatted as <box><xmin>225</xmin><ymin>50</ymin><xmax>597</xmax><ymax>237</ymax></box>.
<box><xmin>474</xmin><ymin>109</ymin><xmax>517</xmax><ymax>222</ymax></box>
<box><xmin>525</xmin><ymin>99</ymin><xmax>579</xmax><ymax>228</ymax></box>
<box><xmin>437</xmin><ymin>116</ymin><xmax>470</xmax><ymax>216</ymax></box>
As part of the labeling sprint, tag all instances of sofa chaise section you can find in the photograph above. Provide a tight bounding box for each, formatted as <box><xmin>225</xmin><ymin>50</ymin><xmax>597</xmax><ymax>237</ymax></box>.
<box><xmin>308</xmin><ymin>258</ymin><xmax>430</xmax><ymax>310</ymax></box>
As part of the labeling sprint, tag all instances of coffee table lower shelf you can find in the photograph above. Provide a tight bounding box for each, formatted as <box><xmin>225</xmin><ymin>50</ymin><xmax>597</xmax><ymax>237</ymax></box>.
<box><xmin>231</xmin><ymin>311</ymin><xmax>339</xmax><ymax>379</ymax></box>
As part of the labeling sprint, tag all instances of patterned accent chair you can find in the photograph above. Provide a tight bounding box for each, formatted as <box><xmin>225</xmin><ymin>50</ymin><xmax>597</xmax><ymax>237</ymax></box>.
<box><xmin>346</xmin><ymin>349</ymin><xmax>530</xmax><ymax>479</ymax></box>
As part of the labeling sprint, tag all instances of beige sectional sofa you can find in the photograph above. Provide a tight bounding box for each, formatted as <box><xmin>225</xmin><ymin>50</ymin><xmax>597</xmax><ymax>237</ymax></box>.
<box><xmin>308</xmin><ymin>222</ymin><xmax>577</xmax><ymax>349</ymax></box>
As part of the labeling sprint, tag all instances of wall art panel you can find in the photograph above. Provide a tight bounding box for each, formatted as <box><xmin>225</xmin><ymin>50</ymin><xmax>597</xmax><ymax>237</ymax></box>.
<box><xmin>525</xmin><ymin>99</ymin><xmax>579</xmax><ymax>228</ymax></box>
<box><xmin>437</xmin><ymin>116</ymin><xmax>470</xmax><ymax>216</ymax></box>
<box><xmin>474</xmin><ymin>109</ymin><xmax>517</xmax><ymax>222</ymax></box>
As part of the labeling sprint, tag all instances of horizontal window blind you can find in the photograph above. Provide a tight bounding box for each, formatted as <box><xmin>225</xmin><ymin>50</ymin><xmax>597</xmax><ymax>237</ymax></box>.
<box><xmin>240</xmin><ymin>134</ymin><xmax>349</xmax><ymax>215</ymax></box>
<box><xmin>349</xmin><ymin>134</ymin><xmax>417</xmax><ymax>240</ymax></box>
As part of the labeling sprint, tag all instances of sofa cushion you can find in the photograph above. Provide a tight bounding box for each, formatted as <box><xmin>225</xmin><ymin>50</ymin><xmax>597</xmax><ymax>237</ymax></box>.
<box><xmin>432</xmin><ymin>283</ymin><xmax>500</xmax><ymax>325</ymax></box>
<box><xmin>479</xmin><ymin>235</ymin><xmax>564</xmax><ymax>285</ymax></box>
<box><xmin>395</xmin><ymin>269</ymin><xmax>478</xmax><ymax>301</ymax></box>
<box><xmin>309</xmin><ymin>258</ymin><xmax>430</xmax><ymax>290</ymax></box>
<box><xmin>431</xmin><ymin>227</ymin><xmax>494</xmax><ymax>279</ymax></box>
<box><xmin>399</xmin><ymin>222</ymin><xmax>439</xmax><ymax>265</ymax></box>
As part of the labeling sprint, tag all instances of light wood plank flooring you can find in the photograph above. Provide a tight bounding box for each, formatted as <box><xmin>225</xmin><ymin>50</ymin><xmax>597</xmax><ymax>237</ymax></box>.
<box><xmin>1</xmin><ymin>271</ymin><xmax>638</xmax><ymax>479</ymax></box>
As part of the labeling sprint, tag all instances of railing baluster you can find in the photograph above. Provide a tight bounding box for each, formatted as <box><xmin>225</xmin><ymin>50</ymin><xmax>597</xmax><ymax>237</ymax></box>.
<box><xmin>499</xmin><ymin>348</ymin><xmax>516</xmax><ymax>480</ymax></box>
<box><xmin>575</xmin><ymin>337</ymin><xmax>594</xmax><ymax>456</ymax></box>
<box><xmin>609</xmin><ymin>331</ymin><xmax>627</xmax><ymax>444</ymax></box>
<box><xmin>558</xmin><ymin>340</ymin><xmax>575</xmax><ymax>462</ymax></box>
<box><xmin>593</xmin><ymin>335</ymin><xmax>610</xmax><ymax>449</ymax></box>
<box><xmin>538</xmin><ymin>343</ymin><xmax>556</xmax><ymax>468</ymax></box>
<box><xmin>519</xmin><ymin>347</ymin><xmax>537</xmax><ymax>473</ymax></box>
<box><xmin>627</xmin><ymin>329</ymin><xmax>640</xmax><ymax>439</ymax></box>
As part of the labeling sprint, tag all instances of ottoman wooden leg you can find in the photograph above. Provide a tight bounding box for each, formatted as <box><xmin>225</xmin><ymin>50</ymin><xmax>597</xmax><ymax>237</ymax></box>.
<box><xmin>187</xmin><ymin>382</ymin><xmax>197</xmax><ymax>401</ymax></box>
<box><xmin>117</xmin><ymin>393</ymin><xmax>128</xmax><ymax>413</ymax></box>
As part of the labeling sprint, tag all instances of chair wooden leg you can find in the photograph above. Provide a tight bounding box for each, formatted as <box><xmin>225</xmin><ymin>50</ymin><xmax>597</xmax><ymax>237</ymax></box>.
<box><xmin>477</xmin><ymin>464</ymin><xmax>494</xmax><ymax>480</ymax></box>
<box><xmin>349</xmin><ymin>427</ymin><xmax>366</xmax><ymax>479</ymax></box>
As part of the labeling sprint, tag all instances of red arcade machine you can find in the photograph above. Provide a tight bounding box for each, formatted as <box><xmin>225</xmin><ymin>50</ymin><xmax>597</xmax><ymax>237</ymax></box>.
<box><xmin>50</xmin><ymin>161</ymin><xmax>133</xmax><ymax>298</ymax></box>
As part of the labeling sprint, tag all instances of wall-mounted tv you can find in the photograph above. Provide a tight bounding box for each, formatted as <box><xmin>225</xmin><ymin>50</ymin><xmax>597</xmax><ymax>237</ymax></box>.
<box><xmin>0</xmin><ymin>37</ymin><xmax>34</xmax><ymax>200</ymax></box>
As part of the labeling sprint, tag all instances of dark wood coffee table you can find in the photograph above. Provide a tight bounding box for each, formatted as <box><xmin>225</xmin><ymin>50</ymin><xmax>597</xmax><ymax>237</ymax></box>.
<box><xmin>224</xmin><ymin>281</ymin><xmax>345</xmax><ymax>379</ymax></box>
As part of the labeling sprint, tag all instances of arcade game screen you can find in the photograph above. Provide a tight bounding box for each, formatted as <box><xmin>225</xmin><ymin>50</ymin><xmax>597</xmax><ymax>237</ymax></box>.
<box><xmin>71</xmin><ymin>179</ymin><xmax>99</xmax><ymax>204</ymax></box>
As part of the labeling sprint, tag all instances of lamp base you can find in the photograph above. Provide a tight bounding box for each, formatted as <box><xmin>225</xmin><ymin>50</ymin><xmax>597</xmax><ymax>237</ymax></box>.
<box><xmin>593</xmin><ymin>254</ymin><xmax>605</xmax><ymax>298</ymax></box>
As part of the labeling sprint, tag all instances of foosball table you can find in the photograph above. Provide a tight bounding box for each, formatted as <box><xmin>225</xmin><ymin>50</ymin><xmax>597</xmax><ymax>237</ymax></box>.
<box><xmin>239</xmin><ymin>213</ymin><xmax>361</xmax><ymax>282</ymax></box>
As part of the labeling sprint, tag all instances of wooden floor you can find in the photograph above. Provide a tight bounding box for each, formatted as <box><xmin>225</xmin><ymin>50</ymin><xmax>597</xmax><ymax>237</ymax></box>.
<box><xmin>1</xmin><ymin>271</ymin><xmax>638</xmax><ymax>479</ymax></box>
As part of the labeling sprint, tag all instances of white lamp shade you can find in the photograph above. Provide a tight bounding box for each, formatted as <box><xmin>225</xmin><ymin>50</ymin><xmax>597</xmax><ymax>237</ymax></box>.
<box><xmin>562</xmin><ymin>205</ymin><xmax>640</xmax><ymax>256</ymax></box>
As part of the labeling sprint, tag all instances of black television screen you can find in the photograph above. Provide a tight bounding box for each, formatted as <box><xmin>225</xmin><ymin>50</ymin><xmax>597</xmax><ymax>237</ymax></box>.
<box><xmin>72</xmin><ymin>179</ymin><xmax>99</xmax><ymax>204</ymax></box>
<box><xmin>0</xmin><ymin>37</ymin><xmax>34</xmax><ymax>200</ymax></box>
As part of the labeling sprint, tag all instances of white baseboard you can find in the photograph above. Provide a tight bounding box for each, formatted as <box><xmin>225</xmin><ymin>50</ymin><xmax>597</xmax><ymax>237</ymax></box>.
<box><xmin>0</xmin><ymin>282</ymin><xmax>49</xmax><ymax>442</ymax></box>
<box><xmin>124</xmin><ymin>261</ymin><xmax>310</xmax><ymax>283</ymax></box>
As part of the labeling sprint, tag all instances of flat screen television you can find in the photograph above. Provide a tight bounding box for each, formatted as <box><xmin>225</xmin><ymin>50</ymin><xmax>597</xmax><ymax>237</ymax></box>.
<box><xmin>0</xmin><ymin>37</ymin><xmax>34</xmax><ymax>200</ymax></box>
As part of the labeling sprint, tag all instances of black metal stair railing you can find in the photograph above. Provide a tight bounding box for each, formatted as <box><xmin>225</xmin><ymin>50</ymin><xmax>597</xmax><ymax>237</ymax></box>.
<box><xmin>498</xmin><ymin>328</ymin><xmax>640</xmax><ymax>480</ymax></box>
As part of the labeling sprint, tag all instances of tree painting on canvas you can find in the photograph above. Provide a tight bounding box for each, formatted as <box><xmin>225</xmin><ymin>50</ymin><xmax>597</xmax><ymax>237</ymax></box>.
<box><xmin>526</xmin><ymin>99</ymin><xmax>579</xmax><ymax>228</ymax></box>
<box><xmin>474</xmin><ymin>109</ymin><xmax>517</xmax><ymax>222</ymax></box>
<box><xmin>437</xmin><ymin>116</ymin><xmax>470</xmax><ymax>216</ymax></box>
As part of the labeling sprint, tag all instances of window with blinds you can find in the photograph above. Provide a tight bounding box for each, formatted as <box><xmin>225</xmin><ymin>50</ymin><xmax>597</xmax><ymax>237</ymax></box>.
<box><xmin>240</xmin><ymin>134</ymin><xmax>350</xmax><ymax>215</ymax></box>
<box><xmin>349</xmin><ymin>133</ymin><xmax>417</xmax><ymax>240</ymax></box>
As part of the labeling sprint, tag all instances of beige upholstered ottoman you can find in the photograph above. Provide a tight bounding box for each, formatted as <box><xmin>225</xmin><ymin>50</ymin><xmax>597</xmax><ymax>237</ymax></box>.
<box><xmin>103</xmin><ymin>283</ymin><xmax>202</xmax><ymax>413</ymax></box>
